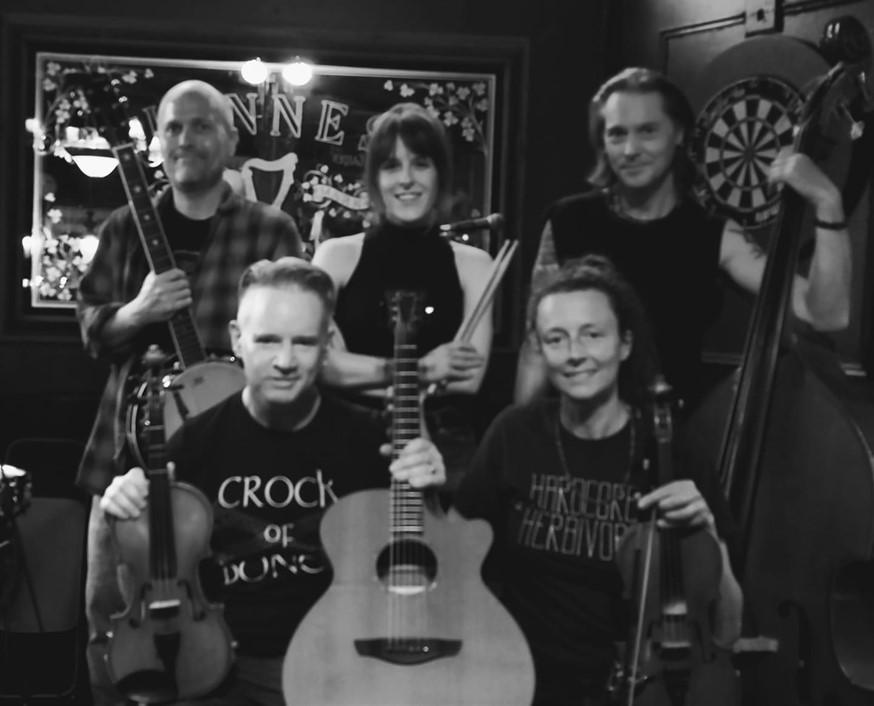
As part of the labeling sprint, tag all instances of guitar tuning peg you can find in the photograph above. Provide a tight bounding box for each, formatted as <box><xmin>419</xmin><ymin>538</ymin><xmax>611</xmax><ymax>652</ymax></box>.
<box><xmin>838</xmin><ymin>103</ymin><xmax>865</xmax><ymax>140</ymax></box>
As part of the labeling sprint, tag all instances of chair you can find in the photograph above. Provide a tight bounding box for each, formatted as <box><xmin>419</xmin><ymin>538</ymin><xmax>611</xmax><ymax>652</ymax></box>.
<box><xmin>0</xmin><ymin>438</ymin><xmax>90</xmax><ymax>704</ymax></box>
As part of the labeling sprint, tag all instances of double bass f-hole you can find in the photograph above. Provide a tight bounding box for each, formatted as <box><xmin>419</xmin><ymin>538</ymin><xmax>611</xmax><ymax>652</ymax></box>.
<box><xmin>611</xmin><ymin>376</ymin><xmax>738</xmax><ymax>706</ymax></box>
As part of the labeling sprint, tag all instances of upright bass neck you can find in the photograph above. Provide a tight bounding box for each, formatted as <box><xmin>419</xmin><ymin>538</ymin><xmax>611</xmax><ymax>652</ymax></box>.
<box><xmin>718</xmin><ymin>64</ymin><xmax>849</xmax><ymax>532</ymax></box>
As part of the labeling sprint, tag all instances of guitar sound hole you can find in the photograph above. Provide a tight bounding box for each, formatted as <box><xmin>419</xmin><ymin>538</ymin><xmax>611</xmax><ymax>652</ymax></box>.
<box><xmin>376</xmin><ymin>539</ymin><xmax>436</xmax><ymax>595</ymax></box>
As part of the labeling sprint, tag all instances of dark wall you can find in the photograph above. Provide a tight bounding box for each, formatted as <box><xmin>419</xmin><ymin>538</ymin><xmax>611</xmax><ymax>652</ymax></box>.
<box><xmin>0</xmin><ymin>1</ymin><xmax>611</xmax><ymax>457</ymax></box>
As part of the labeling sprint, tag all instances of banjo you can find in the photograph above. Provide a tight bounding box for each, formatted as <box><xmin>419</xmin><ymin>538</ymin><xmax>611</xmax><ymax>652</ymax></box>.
<box><xmin>89</xmin><ymin>78</ymin><xmax>245</xmax><ymax>465</ymax></box>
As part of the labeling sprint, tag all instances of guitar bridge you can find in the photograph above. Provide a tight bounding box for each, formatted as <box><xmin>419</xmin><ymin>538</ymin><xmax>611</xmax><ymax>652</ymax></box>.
<box><xmin>354</xmin><ymin>638</ymin><xmax>461</xmax><ymax>665</ymax></box>
<box><xmin>148</xmin><ymin>598</ymin><xmax>181</xmax><ymax>620</ymax></box>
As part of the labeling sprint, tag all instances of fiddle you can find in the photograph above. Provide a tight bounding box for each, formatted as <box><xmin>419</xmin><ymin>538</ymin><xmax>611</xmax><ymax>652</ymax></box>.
<box><xmin>611</xmin><ymin>376</ymin><xmax>739</xmax><ymax>705</ymax></box>
<box><xmin>106</xmin><ymin>345</ymin><xmax>234</xmax><ymax>704</ymax></box>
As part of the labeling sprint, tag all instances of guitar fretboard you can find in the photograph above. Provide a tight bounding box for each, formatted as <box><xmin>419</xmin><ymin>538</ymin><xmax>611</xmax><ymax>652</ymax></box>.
<box><xmin>390</xmin><ymin>342</ymin><xmax>423</xmax><ymax>538</ymax></box>
<box><xmin>113</xmin><ymin>144</ymin><xmax>206</xmax><ymax>369</ymax></box>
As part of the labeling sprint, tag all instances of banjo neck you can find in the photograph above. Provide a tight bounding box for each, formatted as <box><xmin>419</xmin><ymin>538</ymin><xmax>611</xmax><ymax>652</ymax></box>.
<box><xmin>113</xmin><ymin>142</ymin><xmax>207</xmax><ymax>369</ymax></box>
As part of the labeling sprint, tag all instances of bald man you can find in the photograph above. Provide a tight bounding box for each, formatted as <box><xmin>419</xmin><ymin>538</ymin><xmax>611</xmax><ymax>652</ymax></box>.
<box><xmin>76</xmin><ymin>80</ymin><xmax>302</xmax><ymax>704</ymax></box>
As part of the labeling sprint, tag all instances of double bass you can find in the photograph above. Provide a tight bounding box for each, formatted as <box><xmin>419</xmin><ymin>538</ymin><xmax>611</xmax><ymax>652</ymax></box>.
<box><xmin>612</xmin><ymin>376</ymin><xmax>739</xmax><ymax>705</ymax></box>
<box><xmin>107</xmin><ymin>346</ymin><xmax>234</xmax><ymax>703</ymax></box>
<box><xmin>688</xmin><ymin>18</ymin><xmax>874</xmax><ymax>706</ymax></box>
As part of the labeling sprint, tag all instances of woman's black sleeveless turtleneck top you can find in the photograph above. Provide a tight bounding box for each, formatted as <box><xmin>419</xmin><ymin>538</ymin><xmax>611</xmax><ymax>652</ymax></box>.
<box><xmin>333</xmin><ymin>221</ymin><xmax>464</xmax><ymax>359</ymax></box>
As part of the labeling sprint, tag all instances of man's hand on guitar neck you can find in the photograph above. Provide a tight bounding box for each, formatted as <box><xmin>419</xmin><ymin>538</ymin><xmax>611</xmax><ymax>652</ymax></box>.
<box><xmin>125</xmin><ymin>269</ymin><xmax>193</xmax><ymax>326</ymax></box>
<box><xmin>99</xmin><ymin>269</ymin><xmax>193</xmax><ymax>349</ymax></box>
<box><xmin>383</xmin><ymin>438</ymin><xmax>447</xmax><ymax>490</ymax></box>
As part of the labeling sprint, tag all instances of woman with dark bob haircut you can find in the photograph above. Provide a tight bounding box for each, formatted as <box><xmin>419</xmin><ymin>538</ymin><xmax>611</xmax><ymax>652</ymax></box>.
<box><xmin>314</xmin><ymin>102</ymin><xmax>494</xmax><ymax>490</ymax></box>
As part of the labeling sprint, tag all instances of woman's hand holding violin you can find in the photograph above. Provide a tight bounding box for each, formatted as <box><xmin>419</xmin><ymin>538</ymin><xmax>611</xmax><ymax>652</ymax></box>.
<box><xmin>99</xmin><ymin>466</ymin><xmax>152</xmax><ymax>519</ymax></box>
<box><xmin>637</xmin><ymin>479</ymin><xmax>717</xmax><ymax>533</ymax></box>
<box><xmin>419</xmin><ymin>341</ymin><xmax>484</xmax><ymax>386</ymax></box>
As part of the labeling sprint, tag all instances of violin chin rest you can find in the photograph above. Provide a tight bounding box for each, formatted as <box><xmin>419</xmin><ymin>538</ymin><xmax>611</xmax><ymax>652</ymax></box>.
<box><xmin>114</xmin><ymin>670</ymin><xmax>178</xmax><ymax>705</ymax></box>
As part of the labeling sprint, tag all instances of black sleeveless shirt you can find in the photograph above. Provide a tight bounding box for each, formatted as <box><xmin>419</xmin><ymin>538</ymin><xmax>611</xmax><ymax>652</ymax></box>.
<box><xmin>547</xmin><ymin>190</ymin><xmax>724</xmax><ymax>405</ymax></box>
<box><xmin>334</xmin><ymin>222</ymin><xmax>464</xmax><ymax>359</ymax></box>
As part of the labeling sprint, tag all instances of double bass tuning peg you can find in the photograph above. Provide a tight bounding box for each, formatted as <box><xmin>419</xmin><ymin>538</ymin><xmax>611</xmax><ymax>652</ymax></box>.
<box><xmin>820</xmin><ymin>15</ymin><xmax>871</xmax><ymax>69</ymax></box>
<box><xmin>837</xmin><ymin>102</ymin><xmax>865</xmax><ymax>141</ymax></box>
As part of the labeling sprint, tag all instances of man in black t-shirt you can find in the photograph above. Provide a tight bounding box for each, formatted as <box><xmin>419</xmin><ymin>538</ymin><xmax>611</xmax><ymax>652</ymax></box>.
<box><xmin>100</xmin><ymin>258</ymin><xmax>446</xmax><ymax>705</ymax></box>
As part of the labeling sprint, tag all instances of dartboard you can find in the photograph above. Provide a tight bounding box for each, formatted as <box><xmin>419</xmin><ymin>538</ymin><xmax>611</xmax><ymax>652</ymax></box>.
<box><xmin>693</xmin><ymin>76</ymin><xmax>802</xmax><ymax>228</ymax></box>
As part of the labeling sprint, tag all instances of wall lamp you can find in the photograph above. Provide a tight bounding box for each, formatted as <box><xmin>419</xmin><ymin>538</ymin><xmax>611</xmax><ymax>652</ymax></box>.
<box><xmin>240</xmin><ymin>57</ymin><xmax>315</xmax><ymax>87</ymax></box>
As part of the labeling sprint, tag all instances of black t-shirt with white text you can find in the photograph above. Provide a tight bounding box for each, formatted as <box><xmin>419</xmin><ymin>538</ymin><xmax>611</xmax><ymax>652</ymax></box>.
<box><xmin>454</xmin><ymin>398</ymin><xmax>732</xmax><ymax>704</ymax></box>
<box><xmin>166</xmin><ymin>392</ymin><xmax>389</xmax><ymax>657</ymax></box>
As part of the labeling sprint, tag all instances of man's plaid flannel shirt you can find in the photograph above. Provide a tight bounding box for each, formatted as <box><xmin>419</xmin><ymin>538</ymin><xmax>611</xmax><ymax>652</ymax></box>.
<box><xmin>76</xmin><ymin>184</ymin><xmax>302</xmax><ymax>495</ymax></box>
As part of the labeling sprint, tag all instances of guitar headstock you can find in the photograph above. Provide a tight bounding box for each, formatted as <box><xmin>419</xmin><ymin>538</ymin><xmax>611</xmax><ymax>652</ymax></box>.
<box><xmin>74</xmin><ymin>73</ymin><xmax>139</xmax><ymax>149</ymax></box>
<box><xmin>387</xmin><ymin>290</ymin><xmax>424</xmax><ymax>346</ymax></box>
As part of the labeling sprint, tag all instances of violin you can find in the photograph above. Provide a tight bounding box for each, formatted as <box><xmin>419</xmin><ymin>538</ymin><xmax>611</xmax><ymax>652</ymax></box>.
<box><xmin>610</xmin><ymin>376</ymin><xmax>739</xmax><ymax>705</ymax></box>
<box><xmin>106</xmin><ymin>345</ymin><xmax>234</xmax><ymax>704</ymax></box>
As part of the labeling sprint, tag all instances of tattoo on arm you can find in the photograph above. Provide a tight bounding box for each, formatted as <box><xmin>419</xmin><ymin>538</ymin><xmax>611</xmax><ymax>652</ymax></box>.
<box><xmin>734</xmin><ymin>222</ymin><xmax>766</xmax><ymax>260</ymax></box>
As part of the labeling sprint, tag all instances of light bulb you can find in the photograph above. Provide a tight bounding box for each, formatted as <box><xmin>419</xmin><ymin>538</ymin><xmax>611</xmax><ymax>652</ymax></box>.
<box><xmin>282</xmin><ymin>59</ymin><xmax>314</xmax><ymax>87</ymax></box>
<box><xmin>241</xmin><ymin>58</ymin><xmax>269</xmax><ymax>85</ymax></box>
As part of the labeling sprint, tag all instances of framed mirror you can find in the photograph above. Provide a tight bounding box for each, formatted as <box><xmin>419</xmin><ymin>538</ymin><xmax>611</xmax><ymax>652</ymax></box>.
<box><xmin>1</xmin><ymin>17</ymin><xmax>526</xmax><ymax>344</ymax></box>
<box><xmin>27</xmin><ymin>53</ymin><xmax>498</xmax><ymax>308</ymax></box>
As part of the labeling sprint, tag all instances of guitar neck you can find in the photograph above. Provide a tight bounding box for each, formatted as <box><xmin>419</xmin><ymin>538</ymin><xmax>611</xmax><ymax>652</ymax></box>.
<box><xmin>390</xmin><ymin>343</ymin><xmax>423</xmax><ymax>538</ymax></box>
<box><xmin>113</xmin><ymin>143</ymin><xmax>206</xmax><ymax>368</ymax></box>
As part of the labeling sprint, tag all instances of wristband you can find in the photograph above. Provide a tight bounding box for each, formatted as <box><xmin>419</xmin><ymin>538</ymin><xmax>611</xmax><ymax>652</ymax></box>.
<box><xmin>814</xmin><ymin>218</ymin><xmax>847</xmax><ymax>231</ymax></box>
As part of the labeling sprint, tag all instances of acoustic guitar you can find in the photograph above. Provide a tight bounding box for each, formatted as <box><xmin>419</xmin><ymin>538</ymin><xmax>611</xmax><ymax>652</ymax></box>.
<box><xmin>282</xmin><ymin>290</ymin><xmax>534</xmax><ymax>705</ymax></box>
